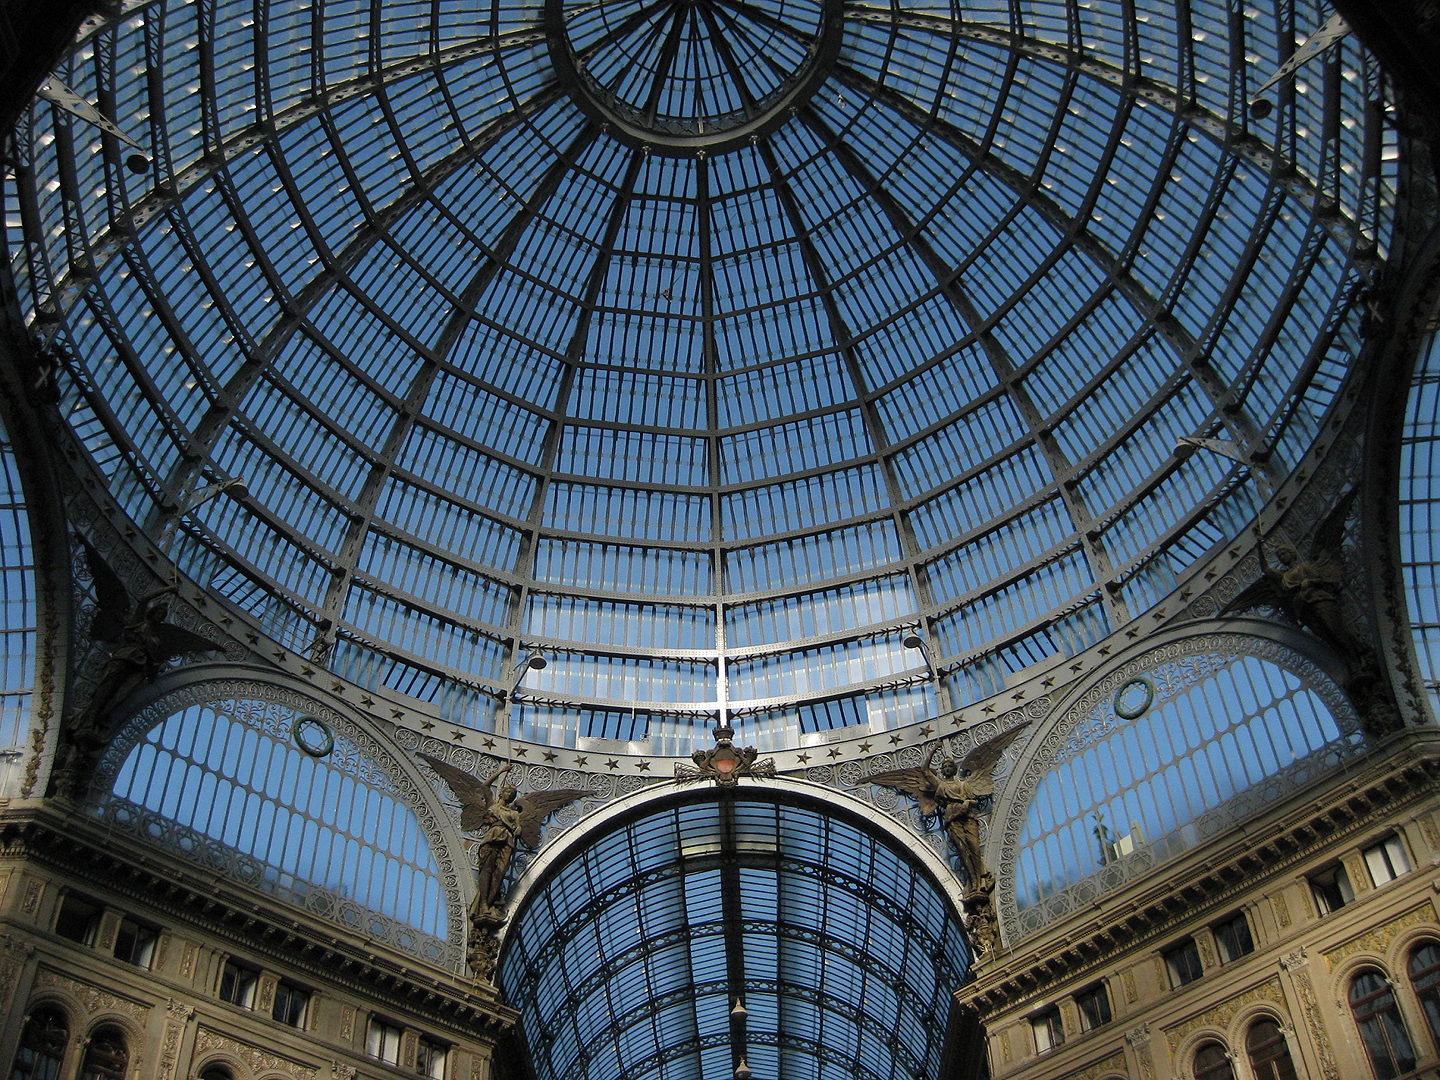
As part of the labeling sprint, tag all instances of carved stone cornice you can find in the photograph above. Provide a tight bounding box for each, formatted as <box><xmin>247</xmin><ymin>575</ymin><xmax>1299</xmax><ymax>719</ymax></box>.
<box><xmin>956</xmin><ymin>730</ymin><xmax>1440</xmax><ymax>1017</ymax></box>
<box><xmin>0</xmin><ymin>803</ymin><xmax>517</xmax><ymax>1037</ymax></box>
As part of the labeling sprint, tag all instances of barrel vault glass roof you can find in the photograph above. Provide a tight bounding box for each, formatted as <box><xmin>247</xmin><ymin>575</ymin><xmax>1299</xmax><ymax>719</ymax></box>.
<box><xmin>5</xmin><ymin>0</ymin><xmax>1395</xmax><ymax>758</ymax></box>
<box><xmin>499</xmin><ymin>792</ymin><xmax>970</xmax><ymax>1080</ymax></box>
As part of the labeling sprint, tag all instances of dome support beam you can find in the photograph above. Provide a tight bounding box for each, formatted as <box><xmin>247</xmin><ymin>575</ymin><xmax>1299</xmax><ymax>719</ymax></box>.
<box><xmin>310</xmin><ymin>122</ymin><xmax>603</xmax><ymax>665</ymax></box>
<box><xmin>752</xmin><ymin>137</ymin><xmax>955</xmax><ymax>712</ymax></box>
<box><xmin>797</xmin><ymin>103</ymin><xmax>1134</xmax><ymax>633</ymax></box>
<box><xmin>831</xmin><ymin>64</ymin><xmax>1291</xmax><ymax>500</ymax></box>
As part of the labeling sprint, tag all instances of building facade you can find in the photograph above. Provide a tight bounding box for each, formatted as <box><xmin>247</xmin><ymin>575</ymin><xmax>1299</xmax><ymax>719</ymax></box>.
<box><xmin>1</xmin><ymin>1</ymin><xmax>1439</xmax><ymax>1078</ymax></box>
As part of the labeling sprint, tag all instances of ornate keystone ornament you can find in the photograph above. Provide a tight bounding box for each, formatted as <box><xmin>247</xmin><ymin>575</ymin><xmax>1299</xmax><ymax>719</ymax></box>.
<box><xmin>675</xmin><ymin>726</ymin><xmax>776</xmax><ymax>787</ymax></box>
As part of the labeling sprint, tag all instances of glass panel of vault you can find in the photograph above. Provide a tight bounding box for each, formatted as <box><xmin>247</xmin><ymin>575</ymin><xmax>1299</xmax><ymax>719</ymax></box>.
<box><xmin>502</xmin><ymin>797</ymin><xmax>968</xmax><ymax>1080</ymax></box>
<box><xmin>0</xmin><ymin>412</ymin><xmax>34</xmax><ymax>796</ymax></box>
<box><xmin>97</xmin><ymin>698</ymin><xmax>451</xmax><ymax>963</ymax></box>
<box><xmin>1014</xmin><ymin>652</ymin><xmax>1361</xmax><ymax>932</ymax></box>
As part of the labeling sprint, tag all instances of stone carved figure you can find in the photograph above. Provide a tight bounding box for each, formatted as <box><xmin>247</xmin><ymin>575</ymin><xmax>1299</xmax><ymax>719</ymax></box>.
<box><xmin>1227</xmin><ymin>489</ymin><xmax>1400</xmax><ymax>735</ymax></box>
<box><xmin>418</xmin><ymin>753</ymin><xmax>589</xmax><ymax>977</ymax></box>
<box><xmin>54</xmin><ymin>537</ymin><xmax>222</xmax><ymax>797</ymax></box>
<box><xmin>867</xmin><ymin>726</ymin><xmax>1027</xmax><ymax>962</ymax></box>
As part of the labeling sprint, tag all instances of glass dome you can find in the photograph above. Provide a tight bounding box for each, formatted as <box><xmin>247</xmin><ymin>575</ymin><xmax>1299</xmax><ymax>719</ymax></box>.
<box><xmin>7</xmin><ymin>0</ymin><xmax>1394</xmax><ymax>754</ymax></box>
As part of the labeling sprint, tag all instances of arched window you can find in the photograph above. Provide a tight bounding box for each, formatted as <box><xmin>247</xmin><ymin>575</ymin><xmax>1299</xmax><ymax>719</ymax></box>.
<box><xmin>1013</xmin><ymin>649</ymin><xmax>1356</xmax><ymax>922</ymax></box>
<box><xmin>8</xmin><ymin>1006</ymin><xmax>67</xmax><ymax>1080</ymax></box>
<box><xmin>99</xmin><ymin>696</ymin><xmax>454</xmax><ymax>966</ymax></box>
<box><xmin>1408</xmin><ymin>941</ymin><xmax>1440</xmax><ymax>1049</ymax></box>
<box><xmin>1350</xmin><ymin>970</ymin><xmax>1417</xmax><ymax>1079</ymax></box>
<box><xmin>77</xmin><ymin>1027</ymin><xmax>127</xmax><ymax>1080</ymax></box>
<box><xmin>1246</xmin><ymin>1017</ymin><xmax>1298</xmax><ymax>1080</ymax></box>
<box><xmin>1193</xmin><ymin>1040</ymin><xmax>1234</xmax><ymax>1080</ymax></box>
<box><xmin>197</xmin><ymin>1067</ymin><xmax>234</xmax><ymax>1080</ymax></box>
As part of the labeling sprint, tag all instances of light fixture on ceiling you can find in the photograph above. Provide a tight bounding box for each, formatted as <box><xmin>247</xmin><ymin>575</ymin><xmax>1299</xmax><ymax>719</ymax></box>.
<box><xmin>501</xmin><ymin>649</ymin><xmax>549</xmax><ymax>702</ymax></box>
<box><xmin>733</xmin><ymin>1060</ymin><xmax>752</xmax><ymax>1080</ymax></box>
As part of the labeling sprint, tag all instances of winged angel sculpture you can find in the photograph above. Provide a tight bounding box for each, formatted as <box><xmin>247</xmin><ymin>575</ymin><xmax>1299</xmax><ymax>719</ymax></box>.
<box><xmin>1226</xmin><ymin>488</ymin><xmax>1400</xmax><ymax>736</ymax></box>
<box><xmin>56</xmin><ymin>537</ymin><xmax>223</xmax><ymax>794</ymax></box>
<box><xmin>867</xmin><ymin>725</ymin><xmax>1027</xmax><ymax>901</ymax></box>
<box><xmin>418</xmin><ymin>753</ymin><xmax>589</xmax><ymax>915</ymax></box>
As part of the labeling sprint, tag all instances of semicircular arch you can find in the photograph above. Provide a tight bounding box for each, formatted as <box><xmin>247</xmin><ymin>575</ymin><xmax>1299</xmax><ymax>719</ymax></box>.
<box><xmin>991</xmin><ymin>622</ymin><xmax>1363</xmax><ymax>944</ymax></box>
<box><xmin>498</xmin><ymin>779</ymin><xmax>973</xmax><ymax>1080</ymax></box>
<box><xmin>86</xmin><ymin>670</ymin><xmax>467</xmax><ymax>970</ymax></box>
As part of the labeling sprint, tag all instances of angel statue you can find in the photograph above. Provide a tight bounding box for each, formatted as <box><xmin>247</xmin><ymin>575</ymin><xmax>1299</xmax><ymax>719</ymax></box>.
<box><xmin>418</xmin><ymin>754</ymin><xmax>590</xmax><ymax>915</ymax></box>
<box><xmin>867</xmin><ymin>725</ymin><xmax>1028</xmax><ymax>900</ymax></box>
<box><xmin>56</xmin><ymin>537</ymin><xmax>223</xmax><ymax>796</ymax></box>
<box><xmin>1227</xmin><ymin>489</ymin><xmax>1400</xmax><ymax>735</ymax></box>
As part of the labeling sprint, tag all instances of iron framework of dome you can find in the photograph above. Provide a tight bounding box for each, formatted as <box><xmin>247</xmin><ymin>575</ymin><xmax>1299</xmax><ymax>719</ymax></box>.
<box><xmin>0</xmin><ymin>2</ymin><xmax>1418</xmax><ymax>1080</ymax></box>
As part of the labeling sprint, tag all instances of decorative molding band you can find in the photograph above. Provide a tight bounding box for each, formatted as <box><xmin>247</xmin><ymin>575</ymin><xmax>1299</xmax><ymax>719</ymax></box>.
<box><xmin>1163</xmin><ymin>976</ymin><xmax>1284</xmax><ymax>1052</ymax></box>
<box><xmin>1322</xmin><ymin>901</ymin><xmax>1437</xmax><ymax>969</ymax></box>
<box><xmin>194</xmin><ymin>1027</ymin><xmax>317</xmax><ymax>1080</ymax></box>
<box><xmin>1058</xmin><ymin>1048</ymin><xmax>1127</xmax><ymax>1080</ymax></box>
<box><xmin>31</xmin><ymin>966</ymin><xmax>148</xmax><ymax>1022</ymax></box>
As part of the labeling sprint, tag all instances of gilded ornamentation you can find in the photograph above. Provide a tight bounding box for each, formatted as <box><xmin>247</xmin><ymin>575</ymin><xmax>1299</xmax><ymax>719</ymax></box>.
<box><xmin>1323</xmin><ymin>902</ymin><xmax>1434</xmax><ymax>968</ymax></box>
<box><xmin>21</xmin><ymin>878</ymin><xmax>41</xmax><ymax>914</ymax></box>
<box><xmin>180</xmin><ymin>942</ymin><xmax>197</xmax><ymax>979</ymax></box>
<box><xmin>1290</xmin><ymin>968</ymin><xmax>1340</xmax><ymax>1080</ymax></box>
<box><xmin>1271</xmin><ymin>892</ymin><xmax>1292</xmax><ymax>929</ymax></box>
<box><xmin>194</xmin><ymin>1029</ymin><xmax>317</xmax><ymax>1080</ymax></box>
<box><xmin>1165</xmin><ymin>977</ymin><xmax>1283</xmax><ymax>1052</ymax></box>
<box><xmin>1122</xmin><ymin>967</ymin><xmax>1138</xmax><ymax>1003</ymax></box>
<box><xmin>1281</xmin><ymin>948</ymin><xmax>1307</xmax><ymax>970</ymax></box>
<box><xmin>339</xmin><ymin>1005</ymin><xmax>355</xmax><ymax>1042</ymax></box>
<box><xmin>1126</xmin><ymin>1023</ymin><xmax>1154</xmax><ymax>1080</ymax></box>
<box><xmin>1059</xmin><ymin>1050</ymin><xmax>1126</xmax><ymax>1080</ymax></box>
<box><xmin>32</xmin><ymin>968</ymin><xmax>148</xmax><ymax>1021</ymax></box>
<box><xmin>332</xmin><ymin>1064</ymin><xmax>356</xmax><ymax>1080</ymax></box>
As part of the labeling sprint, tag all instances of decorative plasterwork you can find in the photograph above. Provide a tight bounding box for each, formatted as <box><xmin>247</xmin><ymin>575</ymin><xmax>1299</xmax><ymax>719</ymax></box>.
<box><xmin>158</xmin><ymin>999</ymin><xmax>193</xmax><ymax>1080</ymax></box>
<box><xmin>32</xmin><ymin>967</ymin><xmax>148</xmax><ymax>1022</ymax></box>
<box><xmin>994</xmin><ymin>632</ymin><xmax>1362</xmax><ymax>941</ymax></box>
<box><xmin>1056</xmin><ymin>1049</ymin><xmax>1127</xmax><ymax>1080</ymax></box>
<box><xmin>88</xmin><ymin>679</ymin><xmax>465</xmax><ymax>969</ymax></box>
<box><xmin>1163</xmin><ymin>977</ymin><xmax>1284</xmax><ymax>1052</ymax></box>
<box><xmin>1288</xmin><ymin>965</ymin><xmax>1340</xmax><ymax>1080</ymax></box>
<box><xmin>194</xmin><ymin>1028</ymin><xmax>317</xmax><ymax>1080</ymax></box>
<box><xmin>1322</xmin><ymin>901</ymin><xmax>1436</xmax><ymax>969</ymax></box>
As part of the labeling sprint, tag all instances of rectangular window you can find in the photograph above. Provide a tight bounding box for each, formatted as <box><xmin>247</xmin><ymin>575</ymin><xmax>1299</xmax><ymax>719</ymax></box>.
<box><xmin>1213</xmin><ymin>912</ymin><xmax>1254</xmax><ymax>964</ymax></box>
<box><xmin>112</xmin><ymin>919</ymin><xmax>157</xmax><ymax>968</ymax></box>
<box><xmin>1311</xmin><ymin>863</ymin><xmax>1355</xmax><ymax>915</ymax></box>
<box><xmin>1364</xmin><ymin>836</ymin><xmax>1413</xmax><ymax>887</ymax></box>
<box><xmin>1076</xmin><ymin>983</ymin><xmax>1111</xmax><ymax>1031</ymax></box>
<box><xmin>219</xmin><ymin>961</ymin><xmax>258</xmax><ymax>1009</ymax></box>
<box><xmin>1031</xmin><ymin>1007</ymin><xmax>1064</xmax><ymax>1053</ymax></box>
<box><xmin>54</xmin><ymin>894</ymin><xmax>102</xmax><ymax>945</ymax></box>
<box><xmin>1164</xmin><ymin>939</ymin><xmax>1204</xmax><ymax>988</ymax></box>
<box><xmin>272</xmin><ymin>981</ymin><xmax>310</xmax><ymax>1028</ymax></box>
<box><xmin>417</xmin><ymin>1038</ymin><xmax>447</xmax><ymax>1079</ymax></box>
<box><xmin>368</xmin><ymin>1019</ymin><xmax>403</xmax><ymax>1065</ymax></box>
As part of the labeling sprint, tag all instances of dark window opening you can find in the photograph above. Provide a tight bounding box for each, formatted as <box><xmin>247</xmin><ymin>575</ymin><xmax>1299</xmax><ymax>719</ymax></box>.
<box><xmin>1213</xmin><ymin>912</ymin><xmax>1254</xmax><ymax>964</ymax></box>
<box><xmin>1164</xmin><ymin>939</ymin><xmax>1204</xmax><ymax>988</ymax></box>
